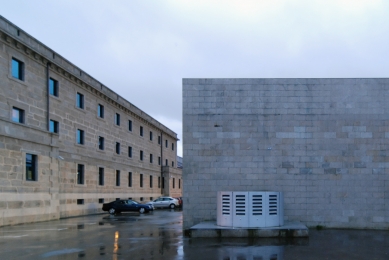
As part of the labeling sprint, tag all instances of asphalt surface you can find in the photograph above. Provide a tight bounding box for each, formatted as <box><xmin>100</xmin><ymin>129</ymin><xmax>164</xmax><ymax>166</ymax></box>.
<box><xmin>0</xmin><ymin>210</ymin><xmax>388</xmax><ymax>259</ymax></box>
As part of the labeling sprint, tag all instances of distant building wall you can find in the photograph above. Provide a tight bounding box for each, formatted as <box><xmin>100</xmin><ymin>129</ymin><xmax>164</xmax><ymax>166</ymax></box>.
<box><xmin>183</xmin><ymin>78</ymin><xmax>389</xmax><ymax>230</ymax></box>
<box><xmin>0</xmin><ymin>16</ymin><xmax>181</xmax><ymax>227</ymax></box>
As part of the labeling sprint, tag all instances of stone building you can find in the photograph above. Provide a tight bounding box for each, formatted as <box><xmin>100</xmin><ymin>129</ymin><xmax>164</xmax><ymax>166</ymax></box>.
<box><xmin>0</xmin><ymin>16</ymin><xmax>181</xmax><ymax>227</ymax></box>
<box><xmin>183</xmin><ymin>78</ymin><xmax>389</xmax><ymax>230</ymax></box>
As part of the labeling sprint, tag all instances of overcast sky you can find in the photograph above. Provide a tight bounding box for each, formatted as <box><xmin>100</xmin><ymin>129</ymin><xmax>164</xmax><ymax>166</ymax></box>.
<box><xmin>2</xmin><ymin>0</ymin><xmax>389</xmax><ymax>156</ymax></box>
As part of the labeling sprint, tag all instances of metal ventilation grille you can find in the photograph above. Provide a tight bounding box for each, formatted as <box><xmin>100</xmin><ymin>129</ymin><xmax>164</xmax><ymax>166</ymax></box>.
<box><xmin>252</xmin><ymin>194</ymin><xmax>263</xmax><ymax>216</ymax></box>
<box><xmin>235</xmin><ymin>194</ymin><xmax>246</xmax><ymax>216</ymax></box>
<box><xmin>269</xmin><ymin>194</ymin><xmax>278</xmax><ymax>215</ymax></box>
<box><xmin>222</xmin><ymin>194</ymin><xmax>231</xmax><ymax>215</ymax></box>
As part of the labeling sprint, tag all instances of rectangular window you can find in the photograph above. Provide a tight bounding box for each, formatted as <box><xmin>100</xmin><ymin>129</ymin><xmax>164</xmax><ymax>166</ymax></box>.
<box><xmin>12</xmin><ymin>107</ymin><xmax>24</xmax><ymax>123</ymax></box>
<box><xmin>172</xmin><ymin>161</ymin><xmax>174</xmax><ymax>167</ymax></box>
<box><xmin>116</xmin><ymin>142</ymin><xmax>120</xmax><ymax>154</ymax></box>
<box><xmin>12</xmin><ymin>58</ymin><xmax>23</xmax><ymax>80</ymax></box>
<box><xmin>99</xmin><ymin>198</ymin><xmax>104</xmax><ymax>204</ymax></box>
<box><xmin>162</xmin><ymin>177</ymin><xmax>165</xmax><ymax>189</ymax></box>
<box><xmin>172</xmin><ymin>143</ymin><xmax>174</xmax><ymax>151</ymax></box>
<box><xmin>173</xmin><ymin>178</ymin><xmax>175</xmax><ymax>189</ymax></box>
<box><xmin>165</xmin><ymin>159</ymin><xmax>168</xmax><ymax>166</ymax></box>
<box><xmin>128</xmin><ymin>172</ymin><xmax>132</xmax><ymax>187</ymax></box>
<box><xmin>150</xmin><ymin>131</ymin><xmax>153</xmax><ymax>141</ymax></box>
<box><xmin>128</xmin><ymin>146</ymin><xmax>132</xmax><ymax>158</ymax></box>
<box><xmin>49</xmin><ymin>120</ymin><xmax>59</xmax><ymax>133</ymax></box>
<box><xmin>98</xmin><ymin>104</ymin><xmax>104</xmax><ymax>118</ymax></box>
<box><xmin>26</xmin><ymin>153</ymin><xmax>37</xmax><ymax>181</ymax></box>
<box><xmin>150</xmin><ymin>175</ymin><xmax>153</xmax><ymax>188</ymax></box>
<box><xmin>115</xmin><ymin>113</ymin><xmax>120</xmax><ymax>126</ymax></box>
<box><xmin>150</xmin><ymin>154</ymin><xmax>153</xmax><ymax>163</ymax></box>
<box><xmin>116</xmin><ymin>170</ymin><xmax>120</xmax><ymax>186</ymax></box>
<box><xmin>158</xmin><ymin>176</ymin><xmax>161</xmax><ymax>188</ymax></box>
<box><xmin>77</xmin><ymin>129</ymin><xmax>84</xmax><ymax>145</ymax></box>
<box><xmin>76</xmin><ymin>93</ymin><xmax>84</xmax><ymax>109</ymax></box>
<box><xmin>77</xmin><ymin>164</ymin><xmax>84</xmax><ymax>185</ymax></box>
<box><xmin>165</xmin><ymin>140</ymin><xmax>168</xmax><ymax>148</ymax></box>
<box><xmin>98</xmin><ymin>136</ymin><xmax>104</xmax><ymax>150</ymax></box>
<box><xmin>140</xmin><ymin>126</ymin><xmax>143</xmax><ymax>136</ymax></box>
<box><xmin>49</xmin><ymin>78</ymin><xmax>58</xmax><ymax>97</ymax></box>
<box><xmin>158</xmin><ymin>136</ymin><xmax>161</xmax><ymax>145</ymax></box>
<box><xmin>140</xmin><ymin>150</ymin><xmax>143</xmax><ymax>161</ymax></box>
<box><xmin>128</xmin><ymin>120</ymin><xmax>132</xmax><ymax>131</ymax></box>
<box><xmin>98</xmin><ymin>167</ymin><xmax>104</xmax><ymax>186</ymax></box>
<box><xmin>179</xmin><ymin>179</ymin><xmax>181</xmax><ymax>189</ymax></box>
<box><xmin>77</xmin><ymin>199</ymin><xmax>84</xmax><ymax>205</ymax></box>
<box><xmin>140</xmin><ymin>174</ymin><xmax>143</xmax><ymax>188</ymax></box>
<box><xmin>158</xmin><ymin>156</ymin><xmax>161</xmax><ymax>166</ymax></box>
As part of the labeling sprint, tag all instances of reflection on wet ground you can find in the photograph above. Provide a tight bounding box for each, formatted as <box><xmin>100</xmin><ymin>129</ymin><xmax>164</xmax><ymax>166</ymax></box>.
<box><xmin>0</xmin><ymin>210</ymin><xmax>388</xmax><ymax>259</ymax></box>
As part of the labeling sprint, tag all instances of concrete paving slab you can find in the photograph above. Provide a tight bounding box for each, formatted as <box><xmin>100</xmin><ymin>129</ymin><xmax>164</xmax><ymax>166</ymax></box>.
<box><xmin>189</xmin><ymin>221</ymin><xmax>309</xmax><ymax>238</ymax></box>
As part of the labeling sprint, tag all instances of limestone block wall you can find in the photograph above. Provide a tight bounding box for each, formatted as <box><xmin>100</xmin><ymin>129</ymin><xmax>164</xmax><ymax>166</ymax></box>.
<box><xmin>183</xmin><ymin>78</ymin><xmax>389</xmax><ymax>230</ymax></box>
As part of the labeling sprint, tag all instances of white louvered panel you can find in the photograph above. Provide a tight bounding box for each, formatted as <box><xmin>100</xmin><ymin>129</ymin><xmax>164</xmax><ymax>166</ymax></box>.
<box><xmin>217</xmin><ymin>191</ymin><xmax>233</xmax><ymax>227</ymax></box>
<box><xmin>233</xmin><ymin>192</ymin><xmax>249</xmax><ymax>227</ymax></box>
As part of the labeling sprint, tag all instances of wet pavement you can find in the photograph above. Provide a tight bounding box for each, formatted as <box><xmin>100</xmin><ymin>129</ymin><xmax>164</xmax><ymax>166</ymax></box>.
<box><xmin>0</xmin><ymin>210</ymin><xmax>388</xmax><ymax>259</ymax></box>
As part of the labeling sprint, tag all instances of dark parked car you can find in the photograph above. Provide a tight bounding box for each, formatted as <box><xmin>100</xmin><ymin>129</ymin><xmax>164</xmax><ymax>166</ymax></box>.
<box><xmin>102</xmin><ymin>199</ymin><xmax>153</xmax><ymax>214</ymax></box>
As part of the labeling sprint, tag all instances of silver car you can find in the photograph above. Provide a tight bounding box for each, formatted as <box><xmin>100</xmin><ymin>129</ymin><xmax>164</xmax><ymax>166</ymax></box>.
<box><xmin>147</xmin><ymin>197</ymin><xmax>179</xmax><ymax>209</ymax></box>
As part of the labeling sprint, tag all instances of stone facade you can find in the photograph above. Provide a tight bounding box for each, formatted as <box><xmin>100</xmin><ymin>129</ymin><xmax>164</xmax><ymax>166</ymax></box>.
<box><xmin>183</xmin><ymin>78</ymin><xmax>389</xmax><ymax>230</ymax></box>
<box><xmin>0</xmin><ymin>16</ymin><xmax>181</xmax><ymax>227</ymax></box>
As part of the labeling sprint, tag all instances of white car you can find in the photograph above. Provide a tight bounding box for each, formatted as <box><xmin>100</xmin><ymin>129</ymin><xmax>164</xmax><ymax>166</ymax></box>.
<box><xmin>147</xmin><ymin>197</ymin><xmax>179</xmax><ymax>209</ymax></box>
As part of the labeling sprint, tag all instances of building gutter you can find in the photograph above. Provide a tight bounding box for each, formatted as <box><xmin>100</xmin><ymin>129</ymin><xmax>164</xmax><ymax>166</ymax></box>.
<box><xmin>46</xmin><ymin>62</ymin><xmax>51</xmax><ymax>131</ymax></box>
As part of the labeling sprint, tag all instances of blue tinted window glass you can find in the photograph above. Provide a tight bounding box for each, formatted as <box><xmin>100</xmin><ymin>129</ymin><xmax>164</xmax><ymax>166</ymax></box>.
<box><xmin>12</xmin><ymin>58</ymin><xmax>21</xmax><ymax>79</ymax></box>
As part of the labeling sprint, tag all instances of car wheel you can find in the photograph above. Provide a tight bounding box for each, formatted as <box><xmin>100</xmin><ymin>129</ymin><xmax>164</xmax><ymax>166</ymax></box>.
<box><xmin>139</xmin><ymin>207</ymin><xmax>145</xmax><ymax>214</ymax></box>
<box><xmin>108</xmin><ymin>208</ymin><xmax>115</xmax><ymax>215</ymax></box>
<box><xmin>169</xmin><ymin>204</ymin><xmax>175</xmax><ymax>209</ymax></box>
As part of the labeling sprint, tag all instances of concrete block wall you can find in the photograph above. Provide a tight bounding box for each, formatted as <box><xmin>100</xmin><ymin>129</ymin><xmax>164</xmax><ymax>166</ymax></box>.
<box><xmin>0</xmin><ymin>16</ymin><xmax>181</xmax><ymax>226</ymax></box>
<box><xmin>183</xmin><ymin>78</ymin><xmax>389</xmax><ymax>230</ymax></box>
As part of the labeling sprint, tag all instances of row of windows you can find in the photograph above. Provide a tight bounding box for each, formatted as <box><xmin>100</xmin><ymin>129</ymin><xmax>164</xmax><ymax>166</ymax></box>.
<box><xmin>11</xmin><ymin>57</ymin><xmax>175</xmax><ymax>151</ymax></box>
<box><xmin>11</xmin><ymin>107</ymin><xmax>175</xmax><ymax>166</ymax></box>
<box><xmin>26</xmin><ymin>153</ymin><xmax>181</xmax><ymax>190</ymax></box>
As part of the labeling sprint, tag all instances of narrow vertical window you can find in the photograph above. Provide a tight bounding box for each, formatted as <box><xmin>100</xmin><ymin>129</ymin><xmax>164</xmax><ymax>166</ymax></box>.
<box><xmin>77</xmin><ymin>129</ymin><xmax>84</xmax><ymax>145</ymax></box>
<box><xmin>172</xmin><ymin>161</ymin><xmax>174</xmax><ymax>167</ymax></box>
<box><xmin>150</xmin><ymin>131</ymin><xmax>153</xmax><ymax>141</ymax></box>
<box><xmin>12</xmin><ymin>58</ymin><xmax>24</xmax><ymax>80</ymax></box>
<box><xmin>26</xmin><ymin>153</ymin><xmax>37</xmax><ymax>181</ymax></box>
<box><xmin>165</xmin><ymin>159</ymin><xmax>168</xmax><ymax>166</ymax></box>
<box><xmin>158</xmin><ymin>156</ymin><xmax>161</xmax><ymax>165</ymax></box>
<box><xmin>179</xmin><ymin>179</ymin><xmax>181</xmax><ymax>189</ymax></box>
<box><xmin>128</xmin><ymin>120</ymin><xmax>132</xmax><ymax>131</ymax></box>
<box><xmin>150</xmin><ymin>175</ymin><xmax>153</xmax><ymax>188</ymax></box>
<box><xmin>116</xmin><ymin>170</ymin><xmax>120</xmax><ymax>186</ymax></box>
<box><xmin>77</xmin><ymin>164</ymin><xmax>84</xmax><ymax>185</ymax></box>
<box><xmin>162</xmin><ymin>177</ymin><xmax>165</xmax><ymax>189</ymax></box>
<box><xmin>172</xmin><ymin>143</ymin><xmax>174</xmax><ymax>151</ymax></box>
<box><xmin>116</xmin><ymin>142</ymin><xmax>120</xmax><ymax>154</ymax></box>
<box><xmin>12</xmin><ymin>107</ymin><xmax>24</xmax><ymax>123</ymax></box>
<box><xmin>98</xmin><ymin>104</ymin><xmax>104</xmax><ymax>118</ymax></box>
<box><xmin>158</xmin><ymin>136</ymin><xmax>161</xmax><ymax>145</ymax></box>
<box><xmin>173</xmin><ymin>178</ymin><xmax>175</xmax><ymax>189</ymax></box>
<box><xmin>140</xmin><ymin>174</ymin><xmax>143</xmax><ymax>188</ymax></box>
<box><xmin>165</xmin><ymin>140</ymin><xmax>168</xmax><ymax>148</ymax></box>
<box><xmin>150</xmin><ymin>154</ymin><xmax>153</xmax><ymax>163</ymax></box>
<box><xmin>128</xmin><ymin>146</ymin><xmax>132</xmax><ymax>158</ymax></box>
<box><xmin>158</xmin><ymin>176</ymin><xmax>161</xmax><ymax>188</ymax></box>
<box><xmin>115</xmin><ymin>113</ymin><xmax>120</xmax><ymax>126</ymax></box>
<box><xmin>140</xmin><ymin>150</ymin><xmax>143</xmax><ymax>161</ymax></box>
<box><xmin>49</xmin><ymin>78</ymin><xmax>58</xmax><ymax>97</ymax></box>
<box><xmin>98</xmin><ymin>167</ymin><xmax>104</xmax><ymax>186</ymax></box>
<box><xmin>140</xmin><ymin>126</ymin><xmax>143</xmax><ymax>136</ymax></box>
<box><xmin>76</xmin><ymin>93</ymin><xmax>84</xmax><ymax>109</ymax></box>
<box><xmin>98</xmin><ymin>136</ymin><xmax>104</xmax><ymax>150</ymax></box>
<box><xmin>128</xmin><ymin>172</ymin><xmax>132</xmax><ymax>187</ymax></box>
<box><xmin>49</xmin><ymin>120</ymin><xmax>59</xmax><ymax>133</ymax></box>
